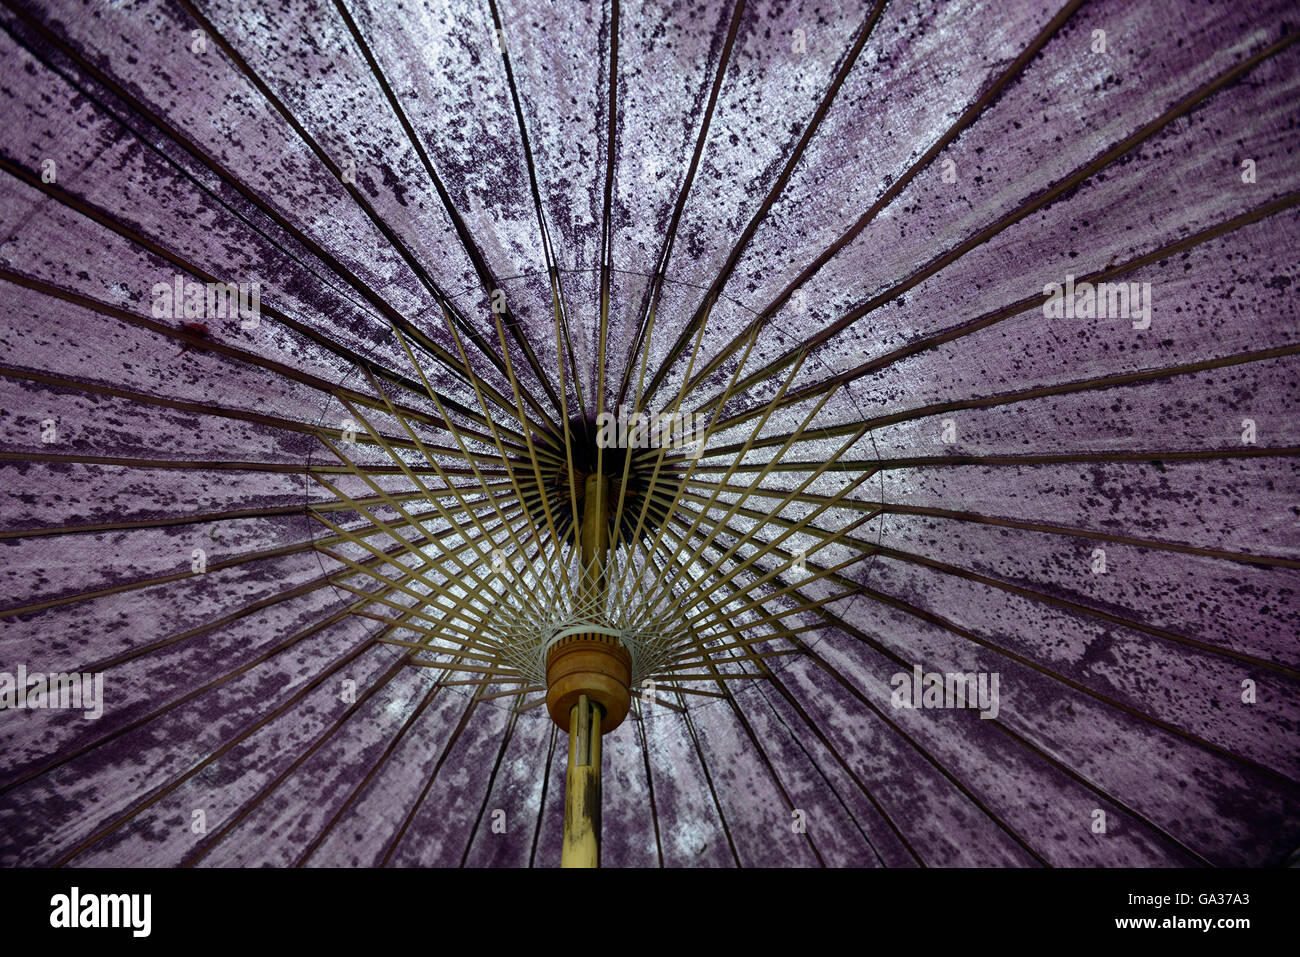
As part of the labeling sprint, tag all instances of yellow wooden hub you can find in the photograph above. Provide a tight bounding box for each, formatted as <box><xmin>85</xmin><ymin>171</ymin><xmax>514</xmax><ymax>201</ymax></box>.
<box><xmin>545</xmin><ymin>630</ymin><xmax>632</xmax><ymax>733</ymax></box>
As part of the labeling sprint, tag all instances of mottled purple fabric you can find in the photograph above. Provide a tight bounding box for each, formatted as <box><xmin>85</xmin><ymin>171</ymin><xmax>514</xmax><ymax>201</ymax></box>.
<box><xmin>0</xmin><ymin>0</ymin><xmax>1297</xmax><ymax>867</ymax></box>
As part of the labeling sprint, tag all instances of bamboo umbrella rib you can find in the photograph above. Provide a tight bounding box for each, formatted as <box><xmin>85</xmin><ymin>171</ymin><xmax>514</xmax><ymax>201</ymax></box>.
<box><xmin>638</xmin><ymin>392</ymin><xmax>874</xmax><ymax>616</ymax></box>
<box><xmin>637</xmin><ymin>694</ymin><xmax>687</xmax><ymax>711</ymax></box>
<box><xmin>309</xmin><ymin>471</ymin><xmax>496</xmax><ymax>611</ymax></box>
<box><xmin>376</xmin><ymin>330</ymin><xmax>563</xmax><ymax>612</ymax></box>
<box><xmin>610</xmin><ymin>289</ymin><xmax>728</xmax><ymax>586</ymax></box>
<box><xmin>341</xmin><ymin>373</ymin><xmax>555</xmax><ymax>620</ymax></box>
<box><xmin>648</xmin><ymin>508</ymin><xmax>873</xmax><ymax>639</ymax></box>
<box><xmin>674</xmin><ymin>487</ymin><xmax>883</xmax><ymax>553</ymax></box>
<box><xmin>403</xmin><ymin>623</ymin><xmax>522</xmax><ymax>670</ymax></box>
<box><xmin>656</xmin><ymin>480</ymin><xmax>878</xmax><ymax>621</ymax></box>
<box><xmin>671</xmin><ymin>581</ymin><xmax>836</xmax><ymax>654</ymax></box>
<box><xmin>326</xmin><ymin>576</ymin><xmax>493</xmax><ymax>645</ymax></box>
<box><xmin>61</xmin><ymin>543</ymin><xmax>469</xmax><ymax>866</ymax></box>
<box><xmin>615</xmin><ymin>323</ymin><xmax>779</xmax><ymax>614</ymax></box>
<box><xmin>704</xmin><ymin>344</ymin><xmax>1300</xmax><ymax>455</ymax></box>
<box><xmin>596</xmin><ymin>0</ymin><xmax>619</xmax><ymax>438</ymax></box>
<box><xmin>407</xmin><ymin>660</ymin><xmax>526</xmax><ymax>678</ymax></box>
<box><xmin>877</xmin><ymin>503</ymin><xmax>1300</xmax><ymax>570</ymax></box>
<box><xmin>654</xmin><ymin>686</ymin><xmax>726</xmax><ymax>699</ymax></box>
<box><xmin>348</xmin><ymin>686</ymin><xmax>486</xmax><ymax>868</ymax></box>
<box><xmin>660</xmin><ymin>651</ymin><xmax>802</xmax><ymax>673</ymax></box>
<box><xmin>628</xmin><ymin>353</ymin><xmax>840</xmax><ymax>624</ymax></box>
<box><xmin>312</xmin><ymin>482</ymin><xmax>518</xmax><ymax>515</ymax></box>
<box><xmin>327</xmin><ymin>0</ymin><xmax>567</xmax><ymax>423</ymax></box>
<box><xmin>687</xmin><ymin>653</ymin><xmax>843</xmax><ymax>870</ymax></box>
<box><xmin>430</xmin><ymin>678</ymin><xmax>537</xmax><ymax>686</ymax></box>
<box><xmin>672</xmin><ymin>0</ymin><xmax>1088</xmax><ymax>399</ymax></box>
<box><xmin>367</xmin><ymin>632</ymin><xmax>503</xmax><ymax>664</ymax></box>
<box><xmin>435</xmin><ymin>311</ymin><xmax>569</xmax><ymax>600</ymax></box>
<box><xmin>666</xmin><ymin>627</ymin><xmax>811</xmax><ymax>664</ymax></box>
<box><xmin>614</xmin><ymin>0</ymin><xmax>749</xmax><ymax>406</ymax></box>
<box><xmin>664</xmin><ymin>629</ymin><xmax>816</xmax><ymax>671</ymax></box>
<box><xmin>472</xmin><ymin>684</ymin><xmax>544</xmax><ymax>702</ymax></box>
<box><xmin>167</xmin><ymin>0</ymin><xmax>563</xmax><ymax>435</ymax></box>
<box><xmin>638</xmin><ymin>0</ymin><xmax>889</xmax><ymax>407</ymax></box>
<box><xmin>623</xmin><ymin>521</ymin><xmax>824</xmax><ymax>672</ymax></box>
<box><xmin>316</xmin><ymin>513</ymin><xmax>544</xmax><ymax>638</ymax></box>
<box><xmin>484</xmin><ymin>0</ymin><xmax>587</xmax><ymax>415</ymax></box>
<box><xmin>640</xmin><ymin>346</ymin><xmax>811</xmax><ymax>593</ymax></box>
<box><xmin>480</xmin><ymin>303</ymin><xmax>571</xmax><ymax>600</ymax></box>
<box><xmin>317</xmin><ymin>496</ymin><xmax>520</xmax><ymax>555</ymax></box>
<box><xmin>626</xmin><ymin>369</ymin><xmax>847</xmax><ymax>582</ymax></box>
<box><xmin>672</xmin><ymin>593</ymin><xmax>856</xmax><ymax>672</ymax></box>
<box><xmin>689</xmin><ymin>34</ymin><xmax>1300</xmax><ymax>410</ymax></box>
<box><xmin>549</xmin><ymin>262</ymin><xmax>582</xmax><ymax>559</ymax></box>
<box><xmin>310</xmin><ymin>501</ymin><xmax>533</xmax><ymax>629</ymax></box>
<box><xmin>320</xmin><ymin>401</ymin><xmax>542</xmax><ymax>615</ymax></box>
<box><xmin>0</xmin><ymin>501</ymin><xmax>308</xmax><ymax>541</ymax></box>
<box><xmin>682</xmin><ymin>536</ymin><xmax>873</xmax><ymax>633</ymax></box>
<box><xmin>658</xmin><ymin>671</ymin><xmax>769</xmax><ymax>682</ymax></box>
<box><xmin>681</xmin><ymin>477</ymin><xmax>881</xmax><ymax>513</ymax></box>
<box><xmin>526</xmin><ymin>725</ymin><xmax>560</xmax><ymax>866</ymax></box>
<box><xmin>0</xmin><ymin>6</ymin><xmax>544</xmax><ymax>446</ymax></box>
<box><xmin>312</xmin><ymin>540</ymin><xmax>499</xmax><ymax>639</ymax></box>
<box><xmin>616</xmin><ymin>281</ymin><xmax>763</xmax><ymax>577</ymax></box>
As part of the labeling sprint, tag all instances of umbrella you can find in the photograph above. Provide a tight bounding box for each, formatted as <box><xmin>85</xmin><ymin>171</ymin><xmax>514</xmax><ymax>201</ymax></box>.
<box><xmin>0</xmin><ymin>0</ymin><xmax>1297</xmax><ymax>869</ymax></box>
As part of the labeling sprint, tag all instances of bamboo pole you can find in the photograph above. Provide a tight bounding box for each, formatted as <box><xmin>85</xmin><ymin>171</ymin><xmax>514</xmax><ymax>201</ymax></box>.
<box><xmin>581</xmin><ymin>473</ymin><xmax>610</xmax><ymax>606</ymax></box>
<box><xmin>560</xmin><ymin>472</ymin><xmax>611</xmax><ymax>868</ymax></box>
<box><xmin>562</xmin><ymin>693</ymin><xmax>602</xmax><ymax>868</ymax></box>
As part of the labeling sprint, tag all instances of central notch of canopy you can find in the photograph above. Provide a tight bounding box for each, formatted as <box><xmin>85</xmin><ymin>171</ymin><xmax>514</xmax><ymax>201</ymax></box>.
<box><xmin>511</xmin><ymin>414</ymin><xmax>692</xmax><ymax>547</ymax></box>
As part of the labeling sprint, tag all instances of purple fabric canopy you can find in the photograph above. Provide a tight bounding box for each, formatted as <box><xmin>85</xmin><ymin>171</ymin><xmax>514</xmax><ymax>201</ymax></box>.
<box><xmin>0</xmin><ymin>0</ymin><xmax>1297</xmax><ymax>867</ymax></box>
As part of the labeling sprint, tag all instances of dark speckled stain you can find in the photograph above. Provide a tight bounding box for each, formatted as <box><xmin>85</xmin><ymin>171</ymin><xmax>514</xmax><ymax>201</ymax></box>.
<box><xmin>377</xmin><ymin>163</ymin><xmax>410</xmax><ymax>206</ymax></box>
<box><xmin>1076</xmin><ymin>630</ymin><xmax>1120</xmax><ymax>676</ymax></box>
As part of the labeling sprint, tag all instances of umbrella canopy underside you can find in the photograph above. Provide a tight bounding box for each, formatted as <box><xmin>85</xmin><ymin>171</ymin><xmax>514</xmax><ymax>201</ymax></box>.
<box><xmin>0</xmin><ymin>0</ymin><xmax>1297</xmax><ymax>867</ymax></box>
